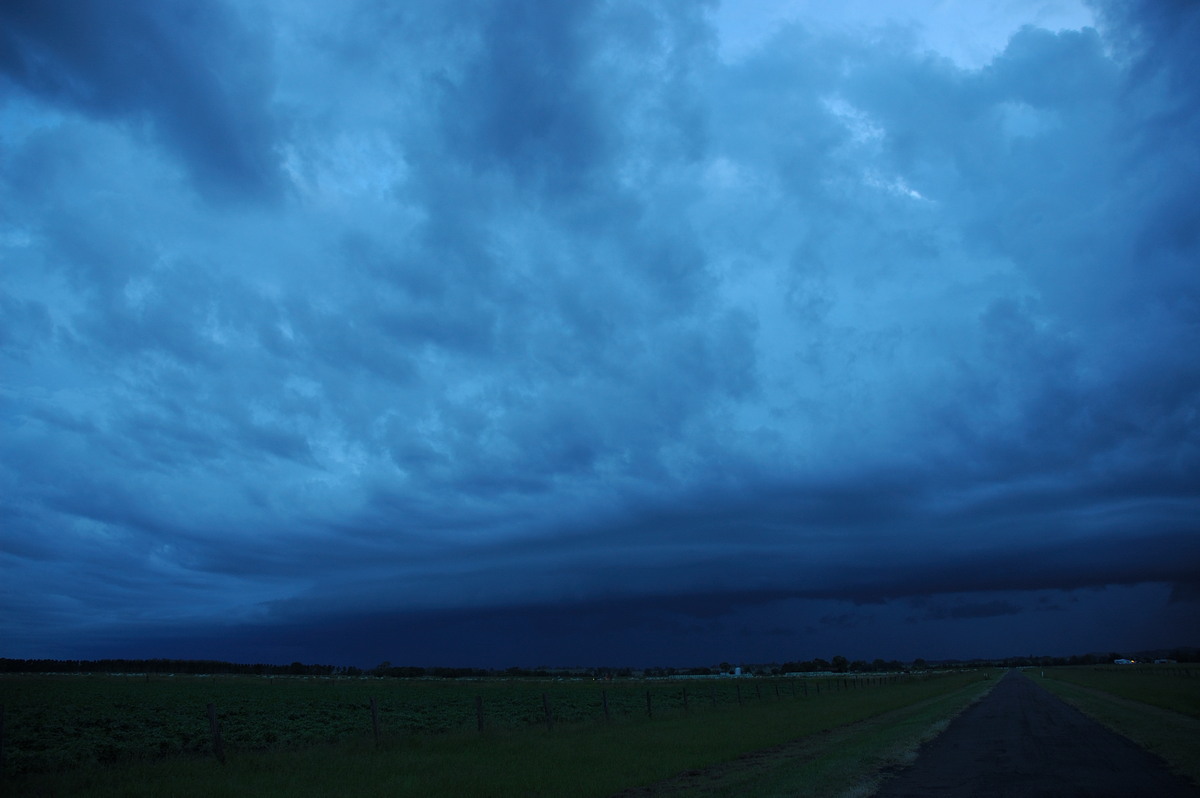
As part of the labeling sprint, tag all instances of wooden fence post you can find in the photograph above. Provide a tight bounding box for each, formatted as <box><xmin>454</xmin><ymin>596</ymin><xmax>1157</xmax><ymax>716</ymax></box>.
<box><xmin>736</xmin><ymin>684</ymin><xmax>743</xmax><ymax>706</ymax></box>
<box><xmin>755</xmin><ymin>683</ymin><xmax>761</xmax><ymax>701</ymax></box>
<box><xmin>682</xmin><ymin>687</ymin><xmax>689</xmax><ymax>714</ymax></box>
<box><xmin>711</xmin><ymin>686</ymin><xmax>717</xmax><ymax>708</ymax></box>
<box><xmin>207</xmin><ymin>703</ymin><xmax>226</xmax><ymax>764</ymax></box>
<box><xmin>602</xmin><ymin>690</ymin><xmax>610</xmax><ymax>723</ymax></box>
<box><xmin>774</xmin><ymin>681</ymin><xmax>780</xmax><ymax>700</ymax></box>
<box><xmin>476</xmin><ymin>695</ymin><xmax>485</xmax><ymax>733</ymax></box>
<box><xmin>1</xmin><ymin>704</ymin><xmax>5</xmax><ymax>776</ymax></box>
<box><xmin>645</xmin><ymin>690</ymin><xmax>653</xmax><ymax>719</ymax></box>
<box><xmin>542</xmin><ymin>693</ymin><xmax>553</xmax><ymax>731</ymax></box>
<box><xmin>370</xmin><ymin>697</ymin><xmax>381</xmax><ymax>746</ymax></box>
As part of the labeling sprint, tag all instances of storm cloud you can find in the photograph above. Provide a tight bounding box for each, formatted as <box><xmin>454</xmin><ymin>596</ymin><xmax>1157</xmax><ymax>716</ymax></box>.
<box><xmin>2</xmin><ymin>0</ymin><xmax>1197</xmax><ymax>667</ymax></box>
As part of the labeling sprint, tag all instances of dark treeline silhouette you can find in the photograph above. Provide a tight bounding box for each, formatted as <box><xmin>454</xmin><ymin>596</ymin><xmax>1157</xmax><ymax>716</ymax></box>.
<box><xmin>0</xmin><ymin>658</ymin><xmax>345</xmax><ymax>676</ymax></box>
<box><xmin>1</xmin><ymin>647</ymin><xmax>1195</xmax><ymax>678</ymax></box>
<box><xmin>0</xmin><ymin>658</ymin><xmax>592</xmax><ymax>679</ymax></box>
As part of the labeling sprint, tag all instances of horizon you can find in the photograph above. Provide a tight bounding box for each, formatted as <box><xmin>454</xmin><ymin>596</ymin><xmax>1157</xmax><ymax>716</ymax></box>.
<box><xmin>3</xmin><ymin>0</ymin><xmax>1199</xmax><ymax>670</ymax></box>
<box><xmin>7</xmin><ymin>645</ymin><xmax>1195</xmax><ymax>674</ymax></box>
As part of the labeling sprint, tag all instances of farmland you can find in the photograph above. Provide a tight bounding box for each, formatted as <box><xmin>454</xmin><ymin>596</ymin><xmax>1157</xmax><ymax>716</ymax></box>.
<box><xmin>1041</xmin><ymin>664</ymin><xmax>1200</xmax><ymax>718</ymax></box>
<box><xmin>2</xmin><ymin>669</ymin><xmax>996</xmax><ymax>796</ymax></box>
<box><xmin>1039</xmin><ymin>664</ymin><xmax>1200</xmax><ymax>786</ymax></box>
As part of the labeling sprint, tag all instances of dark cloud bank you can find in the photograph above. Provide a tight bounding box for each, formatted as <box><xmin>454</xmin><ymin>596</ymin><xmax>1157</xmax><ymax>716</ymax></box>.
<box><xmin>1</xmin><ymin>0</ymin><xmax>1198</xmax><ymax>667</ymax></box>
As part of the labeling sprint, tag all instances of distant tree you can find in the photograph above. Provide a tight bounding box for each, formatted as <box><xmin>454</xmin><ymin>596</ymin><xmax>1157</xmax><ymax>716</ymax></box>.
<box><xmin>393</xmin><ymin>666</ymin><xmax>425</xmax><ymax>678</ymax></box>
<box><xmin>912</xmin><ymin>658</ymin><xmax>928</xmax><ymax>670</ymax></box>
<box><xmin>831</xmin><ymin>655</ymin><xmax>849</xmax><ymax>673</ymax></box>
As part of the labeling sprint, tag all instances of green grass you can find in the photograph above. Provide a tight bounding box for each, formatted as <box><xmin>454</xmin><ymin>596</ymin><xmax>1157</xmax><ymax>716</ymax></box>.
<box><xmin>4</xmin><ymin>671</ymin><xmax>993</xmax><ymax>797</ymax></box>
<box><xmin>1039</xmin><ymin>665</ymin><xmax>1200</xmax><ymax>718</ymax></box>
<box><xmin>631</xmin><ymin>671</ymin><xmax>1000</xmax><ymax>797</ymax></box>
<box><xmin>1039</xmin><ymin>667</ymin><xmax>1200</xmax><ymax>787</ymax></box>
<box><xmin>0</xmin><ymin>673</ymin><xmax>795</xmax><ymax>774</ymax></box>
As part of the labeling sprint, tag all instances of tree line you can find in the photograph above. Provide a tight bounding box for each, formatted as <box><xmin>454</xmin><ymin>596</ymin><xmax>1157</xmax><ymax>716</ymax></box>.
<box><xmin>2</xmin><ymin>647</ymin><xmax>1194</xmax><ymax>678</ymax></box>
<box><xmin>0</xmin><ymin>658</ymin><xmax>345</xmax><ymax>676</ymax></box>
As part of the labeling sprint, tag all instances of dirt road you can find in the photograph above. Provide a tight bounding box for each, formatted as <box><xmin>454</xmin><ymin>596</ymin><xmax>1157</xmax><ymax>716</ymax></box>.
<box><xmin>873</xmin><ymin>669</ymin><xmax>1199</xmax><ymax>797</ymax></box>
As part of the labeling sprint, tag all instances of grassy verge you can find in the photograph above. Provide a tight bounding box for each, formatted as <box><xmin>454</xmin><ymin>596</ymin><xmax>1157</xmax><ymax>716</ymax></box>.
<box><xmin>7</xmin><ymin>673</ymin><xmax>992</xmax><ymax>797</ymax></box>
<box><xmin>1038</xmin><ymin>672</ymin><xmax>1200</xmax><ymax>787</ymax></box>
<box><xmin>1040</xmin><ymin>666</ymin><xmax>1200</xmax><ymax>718</ymax></box>
<box><xmin>629</xmin><ymin>670</ymin><xmax>999</xmax><ymax>797</ymax></box>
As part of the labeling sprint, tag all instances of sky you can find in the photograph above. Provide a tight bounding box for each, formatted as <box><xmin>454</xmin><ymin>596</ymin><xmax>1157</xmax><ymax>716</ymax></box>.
<box><xmin>2</xmin><ymin>0</ymin><xmax>1198</xmax><ymax>670</ymax></box>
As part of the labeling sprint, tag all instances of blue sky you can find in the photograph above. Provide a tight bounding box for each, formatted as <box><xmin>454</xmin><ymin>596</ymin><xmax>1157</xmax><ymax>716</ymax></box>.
<box><xmin>2</xmin><ymin>0</ymin><xmax>1197</xmax><ymax>669</ymax></box>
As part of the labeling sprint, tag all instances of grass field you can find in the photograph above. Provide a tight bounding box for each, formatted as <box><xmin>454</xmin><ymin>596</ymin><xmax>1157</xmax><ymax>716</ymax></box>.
<box><xmin>625</xmin><ymin>672</ymin><xmax>999</xmax><ymax>797</ymax></box>
<box><xmin>1</xmin><ymin>670</ymin><xmax>996</xmax><ymax>796</ymax></box>
<box><xmin>1039</xmin><ymin>665</ymin><xmax>1200</xmax><ymax>787</ymax></box>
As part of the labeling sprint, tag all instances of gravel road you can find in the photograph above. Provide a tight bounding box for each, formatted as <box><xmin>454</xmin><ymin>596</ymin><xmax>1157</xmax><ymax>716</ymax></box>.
<box><xmin>873</xmin><ymin>669</ymin><xmax>1199</xmax><ymax>797</ymax></box>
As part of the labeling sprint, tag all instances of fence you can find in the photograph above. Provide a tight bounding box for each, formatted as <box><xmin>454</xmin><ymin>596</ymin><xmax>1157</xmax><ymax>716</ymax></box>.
<box><xmin>0</xmin><ymin>671</ymin><xmax>944</xmax><ymax>776</ymax></box>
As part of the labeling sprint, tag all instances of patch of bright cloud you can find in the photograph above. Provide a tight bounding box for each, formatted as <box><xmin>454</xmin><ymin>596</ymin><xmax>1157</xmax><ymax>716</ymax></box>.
<box><xmin>713</xmin><ymin>0</ymin><xmax>1096</xmax><ymax>67</ymax></box>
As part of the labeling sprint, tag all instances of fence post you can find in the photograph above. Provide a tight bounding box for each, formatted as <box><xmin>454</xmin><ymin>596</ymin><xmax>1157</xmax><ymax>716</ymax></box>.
<box><xmin>645</xmin><ymin>690</ymin><xmax>653</xmax><ymax>719</ymax></box>
<box><xmin>682</xmin><ymin>687</ymin><xmax>689</xmax><ymax>714</ymax></box>
<box><xmin>711</xmin><ymin>686</ymin><xmax>717</xmax><ymax>708</ymax></box>
<box><xmin>476</xmin><ymin>695</ymin><xmax>485</xmax><ymax>733</ymax></box>
<box><xmin>736</xmin><ymin>684</ymin><xmax>743</xmax><ymax>706</ymax></box>
<box><xmin>774</xmin><ymin>681</ymin><xmax>780</xmax><ymax>700</ymax></box>
<box><xmin>370</xmin><ymin>697</ymin><xmax>381</xmax><ymax>747</ymax></box>
<box><xmin>207</xmin><ymin>703</ymin><xmax>226</xmax><ymax>764</ymax></box>
<box><xmin>1</xmin><ymin>704</ymin><xmax>5</xmax><ymax>776</ymax></box>
<box><xmin>755</xmin><ymin>683</ymin><xmax>762</xmax><ymax>701</ymax></box>
<box><xmin>602</xmin><ymin>689</ymin><xmax>610</xmax><ymax>723</ymax></box>
<box><xmin>542</xmin><ymin>693</ymin><xmax>553</xmax><ymax>731</ymax></box>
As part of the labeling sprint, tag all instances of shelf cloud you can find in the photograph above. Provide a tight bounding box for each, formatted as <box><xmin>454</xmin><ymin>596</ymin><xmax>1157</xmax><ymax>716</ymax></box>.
<box><xmin>2</xmin><ymin>0</ymin><xmax>1197</xmax><ymax>667</ymax></box>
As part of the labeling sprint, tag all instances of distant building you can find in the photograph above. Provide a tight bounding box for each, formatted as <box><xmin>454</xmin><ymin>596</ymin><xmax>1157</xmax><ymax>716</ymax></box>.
<box><xmin>1113</xmin><ymin>658</ymin><xmax>1134</xmax><ymax>665</ymax></box>
<box><xmin>1154</xmin><ymin>658</ymin><xmax>1177</xmax><ymax>664</ymax></box>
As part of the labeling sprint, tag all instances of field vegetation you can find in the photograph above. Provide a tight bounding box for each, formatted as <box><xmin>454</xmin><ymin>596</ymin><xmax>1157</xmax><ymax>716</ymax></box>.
<box><xmin>1040</xmin><ymin>665</ymin><xmax>1200</xmax><ymax>786</ymax></box>
<box><xmin>2</xmin><ymin>669</ymin><xmax>996</xmax><ymax>796</ymax></box>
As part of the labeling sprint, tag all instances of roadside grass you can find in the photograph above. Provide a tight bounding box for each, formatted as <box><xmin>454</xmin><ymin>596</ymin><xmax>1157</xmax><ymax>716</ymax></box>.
<box><xmin>1039</xmin><ymin>665</ymin><xmax>1200</xmax><ymax>718</ymax></box>
<box><xmin>7</xmin><ymin>672</ymin><xmax>992</xmax><ymax>797</ymax></box>
<box><xmin>1039</xmin><ymin>670</ymin><xmax>1200</xmax><ymax>787</ymax></box>
<box><xmin>652</xmin><ymin>670</ymin><xmax>999</xmax><ymax>797</ymax></box>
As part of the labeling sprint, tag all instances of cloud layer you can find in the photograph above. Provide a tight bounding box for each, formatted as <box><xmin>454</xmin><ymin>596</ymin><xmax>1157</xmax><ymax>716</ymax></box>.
<box><xmin>2</xmin><ymin>0</ymin><xmax>1198</xmax><ymax>666</ymax></box>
